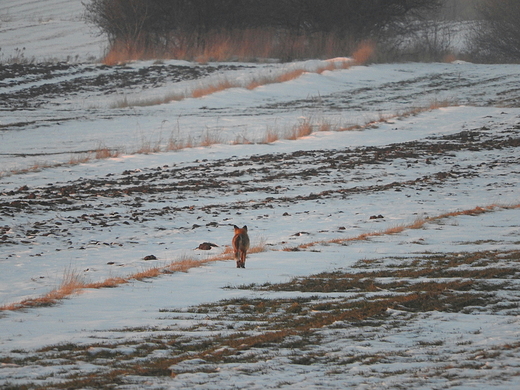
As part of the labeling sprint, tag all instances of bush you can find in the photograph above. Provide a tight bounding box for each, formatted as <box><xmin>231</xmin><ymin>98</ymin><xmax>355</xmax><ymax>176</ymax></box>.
<box><xmin>83</xmin><ymin>0</ymin><xmax>444</xmax><ymax>62</ymax></box>
<box><xmin>469</xmin><ymin>0</ymin><xmax>520</xmax><ymax>62</ymax></box>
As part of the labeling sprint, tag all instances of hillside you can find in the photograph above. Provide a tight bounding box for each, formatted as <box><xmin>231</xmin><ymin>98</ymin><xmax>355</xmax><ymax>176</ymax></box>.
<box><xmin>1</xmin><ymin>2</ymin><xmax>520</xmax><ymax>389</ymax></box>
<box><xmin>0</xmin><ymin>0</ymin><xmax>104</xmax><ymax>63</ymax></box>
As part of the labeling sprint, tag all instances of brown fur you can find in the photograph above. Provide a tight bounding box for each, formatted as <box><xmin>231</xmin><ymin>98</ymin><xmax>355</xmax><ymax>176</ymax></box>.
<box><xmin>232</xmin><ymin>225</ymin><xmax>250</xmax><ymax>268</ymax></box>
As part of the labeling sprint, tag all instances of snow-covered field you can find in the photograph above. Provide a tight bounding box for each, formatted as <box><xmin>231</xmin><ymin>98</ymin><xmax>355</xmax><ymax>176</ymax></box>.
<box><xmin>0</xmin><ymin>0</ymin><xmax>104</xmax><ymax>63</ymax></box>
<box><xmin>1</xmin><ymin>1</ymin><xmax>520</xmax><ymax>389</ymax></box>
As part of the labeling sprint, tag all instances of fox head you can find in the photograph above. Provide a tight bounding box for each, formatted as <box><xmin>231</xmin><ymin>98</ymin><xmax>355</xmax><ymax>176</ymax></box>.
<box><xmin>233</xmin><ymin>225</ymin><xmax>248</xmax><ymax>234</ymax></box>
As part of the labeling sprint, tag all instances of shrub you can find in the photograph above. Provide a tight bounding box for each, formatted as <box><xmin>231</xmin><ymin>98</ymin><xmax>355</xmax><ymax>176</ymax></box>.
<box><xmin>83</xmin><ymin>0</ymin><xmax>444</xmax><ymax>63</ymax></box>
<box><xmin>468</xmin><ymin>0</ymin><xmax>520</xmax><ymax>62</ymax></box>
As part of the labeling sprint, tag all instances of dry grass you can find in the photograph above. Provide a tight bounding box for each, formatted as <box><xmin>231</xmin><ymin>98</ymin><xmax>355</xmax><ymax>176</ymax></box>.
<box><xmin>111</xmin><ymin>92</ymin><xmax>186</xmax><ymax>109</ymax></box>
<box><xmin>103</xmin><ymin>40</ymin><xmax>147</xmax><ymax>66</ymax></box>
<box><xmin>318</xmin><ymin>121</ymin><xmax>333</xmax><ymax>132</ymax></box>
<box><xmin>397</xmin><ymin>98</ymin><xmax>457</xmax><ymax>119</ymax></box>
<box><xmin>5</xmin><ymin>145</ymin><xmax>123</xmax><ymax>178</ymax></box>
<box><xmin>95</xmin><ymin>148</ymin><xmax>117</xmax><ymax>160</ymax></box>
<box><xmin>0</xmin><ymin>239</ymin><xmax>269</xmax><ymax>312</ymax></box>
<box><xmin>68</xmin><ymin>153</ymin><xmax>92</xmax><ymax>165</ymax></box>
<box><xmin>434</xmin><ymin>205</ymin><xmax>500</xmax><ymax>220</ymax></box>
<box><xmin>245</xmin><ymin>70</ymin><xmax>307</xmax><ymax>91</ymax></box>
<box><xmin>166</xmin><ymin>134</ymin><xmax>195</xmax><ymax>151</ymax></box>
<box><xmin>381</xmin><ymin>224</ymin><xmax>407</xmax><ymax>235</ymax></box>
<box><xmin>0</xmin><ymin>267</ymin><xmax>86</xmax><ymax>311</ymax></box>
<box><xmin>188</xmin><ymin>28</ymin><xmax>278</xmax><ymax>63</ymax></box>
<box><xmin>135</xmin><ymin>137</ymin><xmax>162</xmax><ymax>155</ymax></box>
<box><xmin>200</xmin><ymin>130</ymin><xmax>223</xmax><ymax>147</ymax></box>
<box><xmin>408</xmin><ymin>218</ymin><xmax>428</xmax><ymax>230</ymax></box>
<box><xmin>287</xmin><ymin>119</ymin><xmax>314</xmax><ymax>140</ymax></box>
<box><xmin>245</xmin><ymin>80</ymin><xmax>263</xmax><ymax>90</ymax></box>
<box><xmin>190</xmin><ymin>67</ymin><xmax>304</xmax><ymax>99</ymax></box>
<box><xmin>130</xmin><ymin>267</ymin><xmax>163</xmax><ymax>281</ymax></box>
<box><xmin>192</xmin><ymin>79</ymin><xmax>234</xmax><ymax>99</ymax></box>
<box><xmin>87</xmin><ymin>277</ymin><xmax>127</xmax><ymax>289</ymax></box>
<box><xmin>112</xmin><ymin>57</ymin><xmax>355</xmax><ymax>110</ymax></box>
<box><xmin>289</xmin><ymin>203</ymin><xmax>520</xmax><ymax>252</ymax></box>
<box><xmin>247</xmin><ymin>61</ymin><xmax>352</xmax><ymax>91</ymax></box>
<box><xmin>70</xmin><ymin>143</ymin><xmax>127</xmax><ymax>163</ymax></box>
<box><xmin>428</xmin><ymin>98</ymin><xmax>454</xmax><ymax>110</ymax></box>
<box><xmin>2</xmin><ymin>96</ymin><xmax>458</xmax><ymax>179</ymax></box>
<box><xmin>262</xmin><ymin>117</ymin><xmax>340</xmax><ymax>144</ymax></box>
<box><xmin>249</xmin><ymin>236</ymin><xmax>268</xmax><ymax>254</ymax></box>
<box><xmin>183</xmin><ymin>135</ymin><xmax>194</xmax><ymax>149</ymax></box>
<box><xmin>277</xmin><ymin>69</ymin><xmax>306</xmax><ymax>83</ymax></box>
<box><xmin>166</xmin><ymin>257</ymin><xmax>208</xmax><ymax>273</ymax></box>
<box><xmin>102</xmin><ymin>29</ymin><xmax>364</xmax><ymax>65</ymax></box>
<box><xmin>316</xmin><ymin>62</ymin><xmax>336</xmax><ymax>74</ymax></box>
<box><xmin>352</xmin><ymin>41</ymin><xmax>376</xmax><ymax>65</ymax></box>
<box><xmin>335</xmin><ymin>97</ymin><xmax>458</xmax><ymax>134</ymax></box>
<box><xmin>95</xmin><ymin>146</ymin><xmax>120</xmax><ymax>160</ymax></box>
<box><xmin>10</xmin><ymin>161</ymin><xmax>54</xmax><ymax>175</ymax></box>
<box><xmin>262</xmin><ymin>128</ymin><xmax>280</xmax><ymax>144</ymax></box>
<box><xmin>166</xmin><ymin>136</ymin><xmax>184</xmax><ymax>151</ymax></box>
<box><xmin>232</xmin><ymin>133</ymin><xmax>253</xmax><ymax>145</ymax></box>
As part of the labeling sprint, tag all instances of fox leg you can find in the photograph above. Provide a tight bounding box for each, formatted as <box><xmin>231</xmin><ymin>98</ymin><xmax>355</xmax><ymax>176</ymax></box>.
<box><xmin>236</xmin><ymin>253</ymin><xmax>244</xmax><ymax>268</ymax></box>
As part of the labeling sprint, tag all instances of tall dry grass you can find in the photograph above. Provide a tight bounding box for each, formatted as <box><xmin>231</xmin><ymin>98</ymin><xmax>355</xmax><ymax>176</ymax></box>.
<box><xmin>112</xmin><ymin>56</ymin><xmax>355</xmax><ymax>111</ymax></box>
<box><xmin>262</xmin><ymin>128</ymin><xmax>280</xmax><ymax>144</ymax></box>
<box><xmin>192</xmin><ymin>79</ymin><xmax>235</xmax><ymax>98</ymax></box>
<box><xmin>1</xmin><ymin>267</ymin><xmax>86</xmax><ymax>311</ymax></box>
<box><xmin>352</xmin><ymin>40</ymin><xmax>376</xmax><ymax>64</ymax></box>
<box><xmin>200</xmin><ymin>129</ymin><xmax>223</xmax><ymax>147</ymax></box>
<box><xmin>289</xmin><ymin>203</ymin><xmax>520</xmax><ymax>251</ymax></box>
<box><xmin>0</xmin><ymin>239</ymin><xmax>269</xmax><ymax>312</ymax></box>
<box><xmin>2</xmin><ymin>95</ymin><xmax>458</xmax><ymax>180</ymax></box>
<box><xmin>102</xmin><ymin>30</ymin><xmax>367</xmax><ymax>65</ymax></box>
<box><xmin>287</xmin><ymin>118</ymin><xmax>314</xmax><ymax>140</ymax></box>
<box><xmin>95</xmin><ymin>145</ymin><xmax>120</xmax><ymax>160</ymax></box>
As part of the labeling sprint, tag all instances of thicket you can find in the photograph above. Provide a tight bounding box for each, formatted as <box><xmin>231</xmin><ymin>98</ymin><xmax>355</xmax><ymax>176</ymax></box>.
<box><xmin>83</xmin><ymin>0</ymin><xmax>443</xmax><ymax>63</ymax></box>
<box><xmin>469</xmin><ymin>0</ymin><xmax>520</xmax><ymax>62</ymax></box>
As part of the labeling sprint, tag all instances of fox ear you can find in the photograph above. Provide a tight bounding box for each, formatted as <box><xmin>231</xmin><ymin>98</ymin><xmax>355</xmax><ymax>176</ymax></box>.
<box><xmin>243</xmin><ymin>225</ymin><xmax>248</xmax><ymax>231</ymax></box>
<box><xmin>233</xmin><ymin>225</ymin><xmax>239</xmax><ymax>230</ymax></box>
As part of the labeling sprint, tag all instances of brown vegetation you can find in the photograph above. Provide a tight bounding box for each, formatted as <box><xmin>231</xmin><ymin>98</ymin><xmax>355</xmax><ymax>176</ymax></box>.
<box><xmin>288</xmin><ymin>204</ymin><xmax>520</xmax><ymax>251</ymax></box>
<box><xmin>3</xmin><ymin>204</ymin><xmax>518</xmax><ymax>312</ymax></box>
<box><xmin>0</xmin><ymin>240</ymin><xmax>268</xmax><ymax>312</ymax></box>
<box><xmin>34</xmin><ymin>245</ymin><xmax>519</xmax><ymax>387</ymax></box>
<box><xmin>85</xmin><ymin>0</ymin><xmax>443</xmax><ymax>64</ymax></box>
<box><xmin>1</xmin><ymin>96</ymin><xmax>458</xmax><ymax>180</ymax></box>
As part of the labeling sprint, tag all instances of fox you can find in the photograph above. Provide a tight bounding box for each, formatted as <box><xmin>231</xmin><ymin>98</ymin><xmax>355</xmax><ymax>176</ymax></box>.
<box><xmin>232</xmin><ymin>225</ymin><xmax>250</xmax><ymax>268</ymax></box>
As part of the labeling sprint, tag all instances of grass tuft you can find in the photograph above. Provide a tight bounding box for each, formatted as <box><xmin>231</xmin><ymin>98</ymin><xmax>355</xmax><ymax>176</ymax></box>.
<box><xmin>262</xmin><ymin>128</ymin><xmax>280</xmax><ymax>144</ymax></box>
<box><xmin>352</xmin><ymin>40</ymin><xmax>376</xmax><ymax>65</ymax></box>
<box><xmin>287</xmin><ymin>118</ymin><xmax>314</xmax><ymax>140</ymax></box>
<box><xmin>94</xmin><ymin>143</ymin><xmax>121</xmax><ymax>160</ymax></box>
<box><xmin>200</xmin><ymin>129</ymin><xmax>223</xmax><ymax>147</ymax></box>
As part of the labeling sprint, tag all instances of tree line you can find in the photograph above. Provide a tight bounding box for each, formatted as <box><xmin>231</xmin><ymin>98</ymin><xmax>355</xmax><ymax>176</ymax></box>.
<box><xmin>471</xmin><ymin>0</ymin><xmax>520</xmax><ymax>62</ymax></box>
<box><xmin>84</xmin><ymin>0</ymin><xmax>520</xmax><ymax>63</ymax></box>
<box><xmin>84</xmin><ymin>0</ymin><xmax>442</xmax><ymax>61</ymax></box>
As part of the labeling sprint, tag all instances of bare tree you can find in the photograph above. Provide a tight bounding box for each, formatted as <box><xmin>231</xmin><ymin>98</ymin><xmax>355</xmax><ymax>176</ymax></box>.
<box><xmin>470</xmin><ymin>0</ymin><xmax>520</xmax><ymax>62</ymax></box>
<box><xmin>83</xmin><ymin>0</ymin><xmax>446</xmax><ymax>61</ymax></box>
<box><xmin>84</xmin><ymin>0</ymin><xmax>150</xmax><ymax>44</ymax></box>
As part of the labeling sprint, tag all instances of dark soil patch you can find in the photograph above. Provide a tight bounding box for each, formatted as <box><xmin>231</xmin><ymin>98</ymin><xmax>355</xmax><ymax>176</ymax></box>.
<box><xmin>0</xmin><ymin>62</ymin><xmax>246</xmax><ymax>111</ymax></box>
